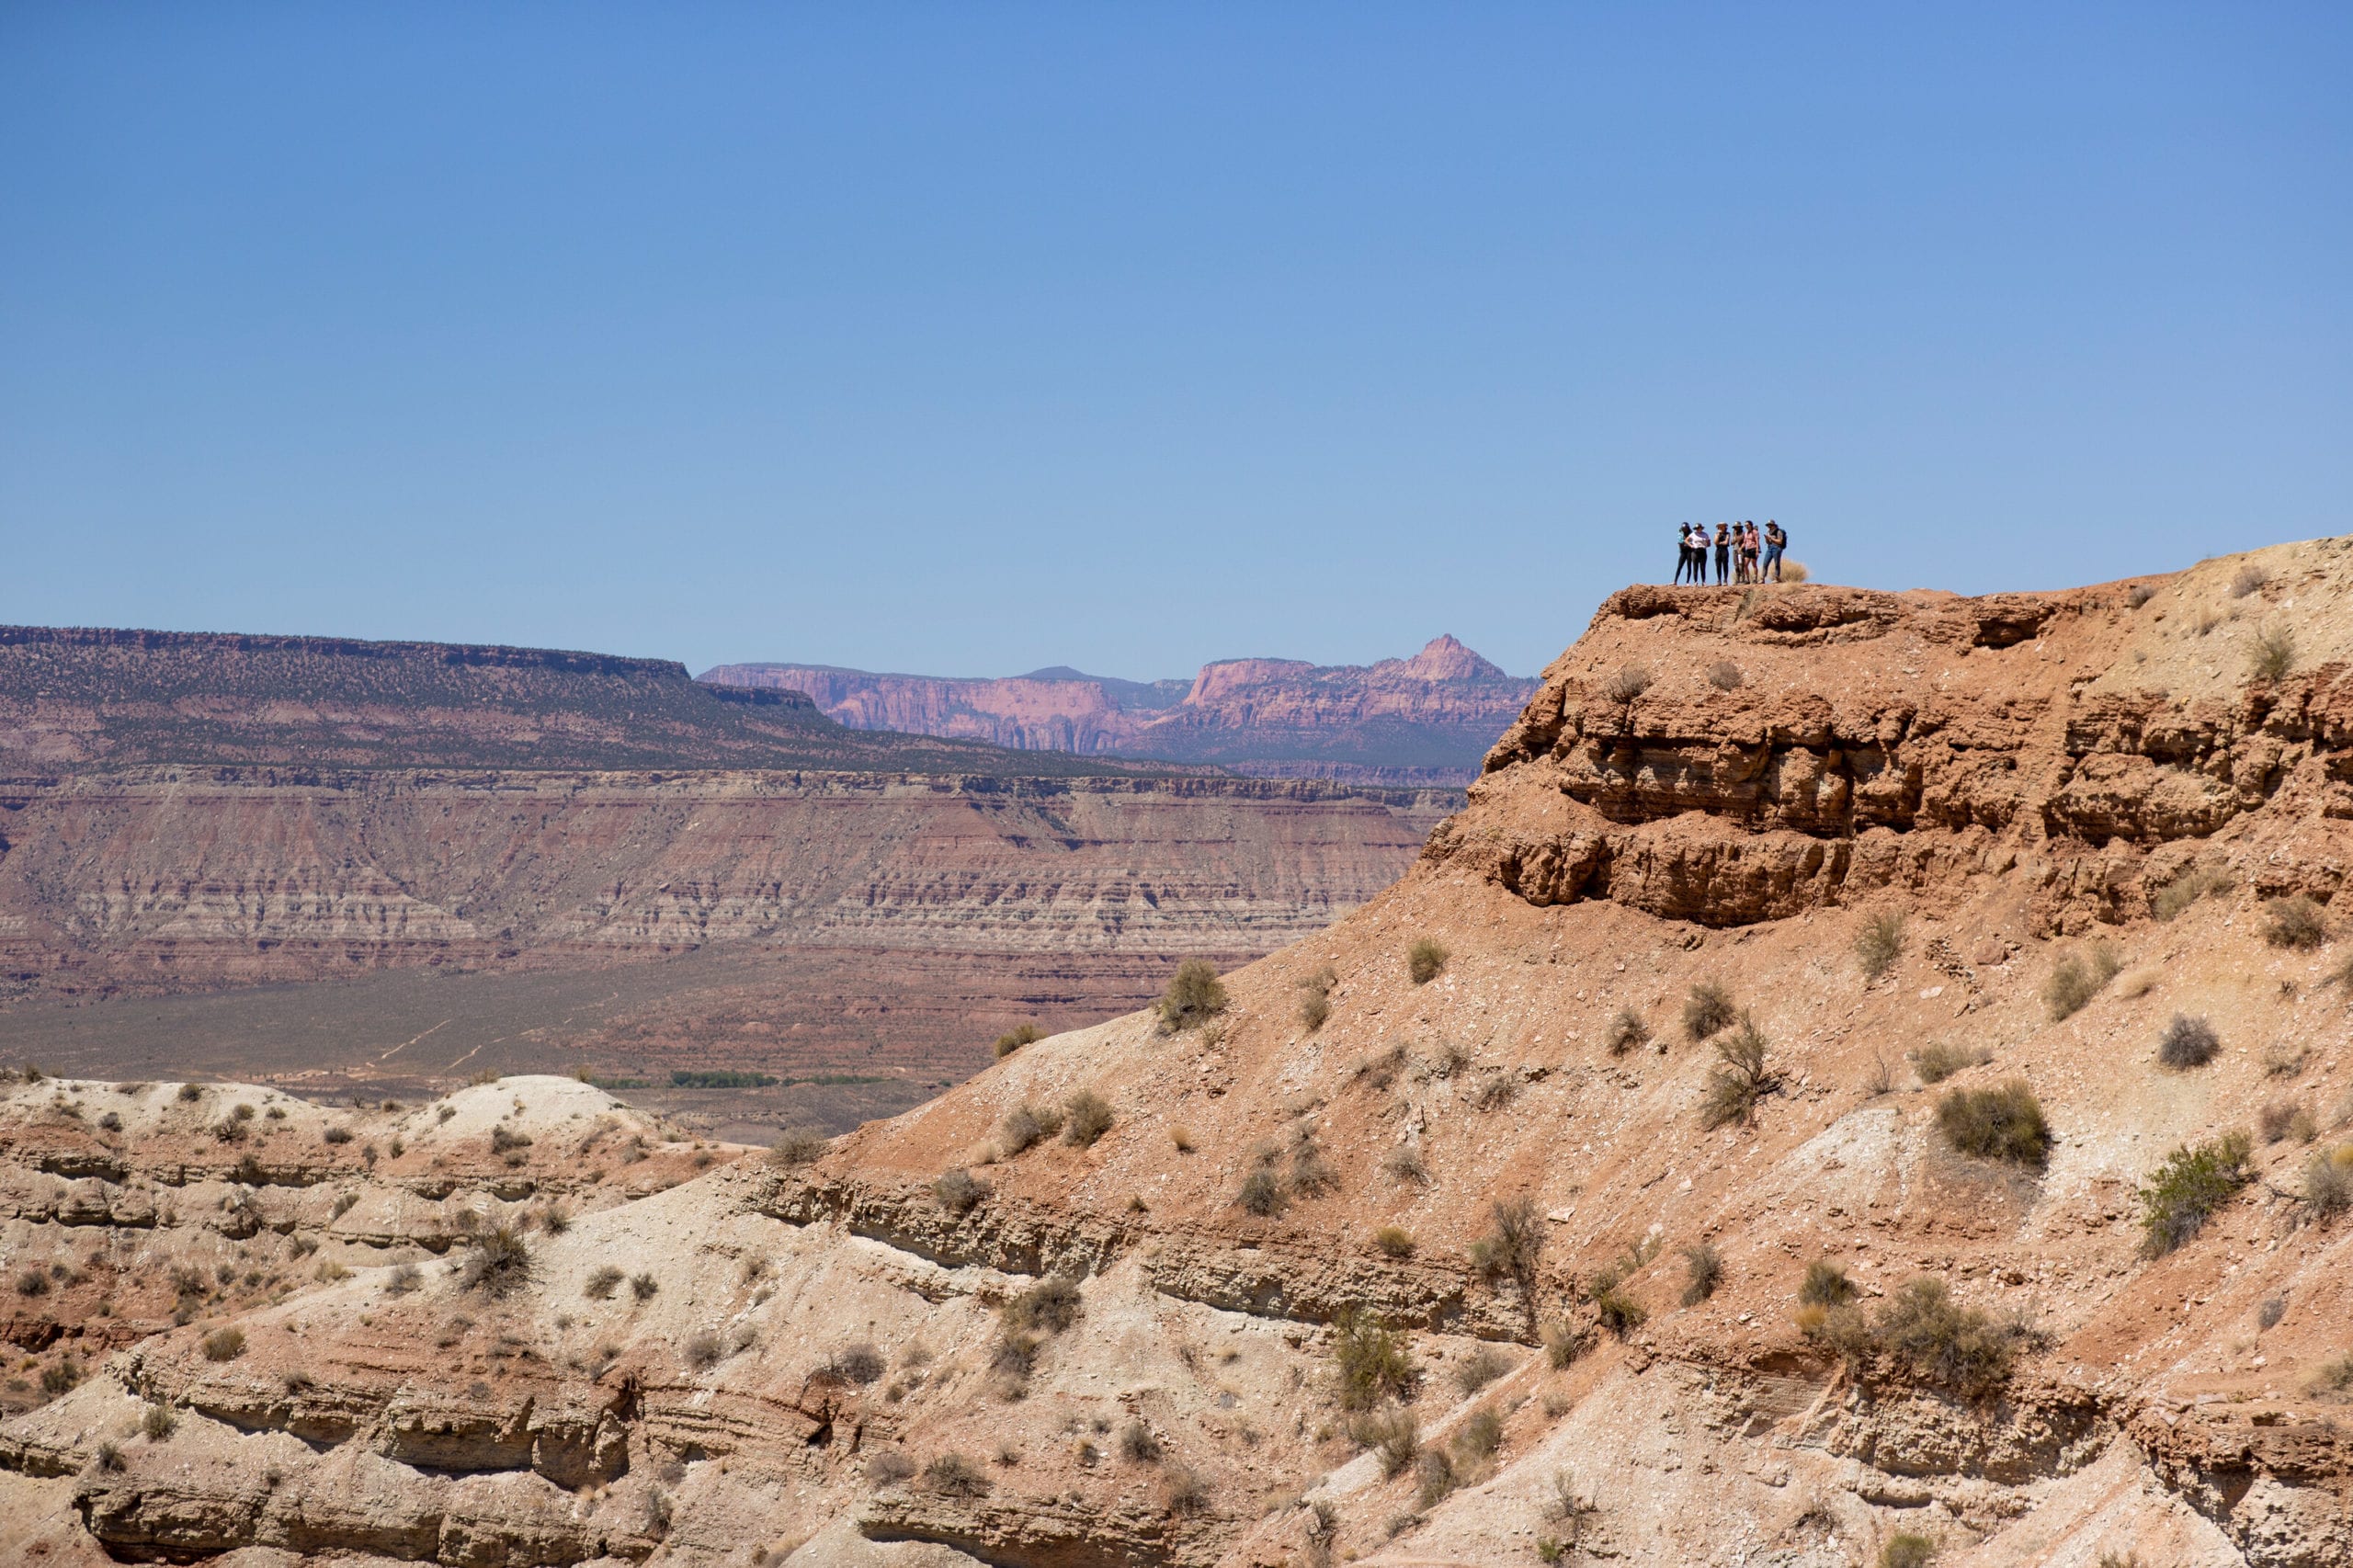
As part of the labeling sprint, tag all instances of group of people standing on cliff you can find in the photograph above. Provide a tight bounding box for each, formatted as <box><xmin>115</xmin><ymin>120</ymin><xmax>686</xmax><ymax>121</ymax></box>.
<box><xmin>1675</xmin><ymin>519</ymin><xmax>1786</xmax><ymax>585</ymax></box>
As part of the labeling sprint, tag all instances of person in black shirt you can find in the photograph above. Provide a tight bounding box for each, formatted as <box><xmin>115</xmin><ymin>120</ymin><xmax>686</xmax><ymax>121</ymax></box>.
<box><xmin>1712</xmin><ymin>523</ymin><xmax>1732</xmax><ymax>585</ymax></box>
<box><xmin>1763</xmin><ymin>520</ymin><xmax>1788</xmax><ymax>581</ymax></box>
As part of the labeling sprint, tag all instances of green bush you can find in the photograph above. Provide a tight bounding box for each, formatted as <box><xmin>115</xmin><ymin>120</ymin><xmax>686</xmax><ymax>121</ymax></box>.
<box><xmin>1372</xmin><ymin>1225</ymin><xmax>1415</xmax><ymax>1259</ymax></box>
<box><xmin>1856</xmin><ymin>910</ymin><xmax>1905</xmax><ymax>981</ymax></box>
<box><xmin>1680</xmin><ymin>1242</ymin><xmax>1722</xmax><ymax>1306</ymax></box>
<box><xmin>1332</xmin><ymin>1307</ymin><xmax>1417</xmax><ymax>1410</ymax></box>
<box><xmin>1237</xmin><ymin>1167</ymin><xmax>1286</xmax><ymax>1216</ymax></box>
<box><xmin>2264</xmin><ymin>895</ymin><xmax>2328</xmax><ymax>950</ymax></box>
<box><xmin>1799</xmin><ymin>1259</ymin><xmax>1856</xmax><ymax>1308</ymax></box>
<box><xmin>1062</xmin><ymin>1090</ymin><xmax>1115</xmax><ymax>1148</ymax></box>
<box><xmin>1910</xmin><ymin>1041</ymin><xmax>1982</xmax><ymax>1085</ymax></box>
<box><xmin>2250</xmin><ymin>620</ymin><xmax>2295</xmax><ymax>681</ymax></box>
<box><xmin>2157</xmin><ymin>1013</ymin><xmax>2221</xmax><ymax>1070</ymax></box>
<box><xmin>1158</xmin><ymin>960</ymin><xmax>1229</xmax><ymax>1031</ymax></box>
<box><xmin>1699</xmin><ymin>1014</ymin><xmax>1772</xmax><ymax>1130</ymax></box>
<box><xmin>459</xmin><ymin>1225</ymin><xmax>532</xmax><ymax>1299</ymax></box>
<box><xmin>933</xmin><ymin>1168</ymin><xmax>989</xmax><ymax>1215</ymax></box>
<box><xmin>1936</xmin><ymin>1081</ymin><xmax>2052</xmax><ymax>1164</ymax></box>
<box><xmin>2139</xmin><ymin>1132</ymin><xmax>2252</xmax><ymax>1256</ymax></box>
<box><xmin>1683</xmin><ymin>982</ymin><xmax>1737</xmax><ymax>1041</ymax></box>
<box><xmin>1873</xmin><ymin>1278</ymin><xmax>2028</xmax><ymax>1397</ymax></box>
<box><xmin>1880</xmin><ymin>1531</ymin><xmax>1938</xmax><ymax>1568</ymax></box>
<box><xmin>998</xmin><ymin>1102</ymin><xmax>1065</xmax><ymax>1156</ymax></box>
<box><xmin>1605</xmin><ymin>1007</ymin><xmax>1651</xmax><ymax>1057</ymax></box>
<box><xmin>1468</xmin><ymin>1197</ymin><xmax>1543</xmax><ymax>1291</ymax></box>
<box><xmin>2152</xmin><ymin>866</ymin><xmax>2231</xmax><ymax>922</ymax></box>
<box><xmin>1590</xmin><ymin>1269</ymin><xmax>1647</xmax><ymax>1336</ymax></box>
<box><xmin>2043</xmin><ymin>945</ymin><xmax>2121</xmax><ymax>1020</ymax></box>
<box><xmin>1407</xmin><ymin>939</ymin><xmax>1449</xmax><ymax>985</ymax></box>
<box><xmin>1003</xmin><ymin>1275</ymin><xmax>1083</xmax><ymax>1334</ymax></box>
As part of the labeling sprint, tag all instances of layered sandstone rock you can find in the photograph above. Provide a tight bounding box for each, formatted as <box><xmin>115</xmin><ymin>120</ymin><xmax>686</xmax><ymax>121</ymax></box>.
<box><xmin>703</xmin><ymin>635</ymin><xmax>1540</xmax><ymax>786</ymax></box>
<box><xmin>3</xmin><ymin>543</ymin><xmax>2350</xmax><ymax>1567</ymax></box>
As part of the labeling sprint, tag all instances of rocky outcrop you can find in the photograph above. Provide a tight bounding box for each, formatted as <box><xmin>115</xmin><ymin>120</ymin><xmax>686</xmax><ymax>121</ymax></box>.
<box><xmin>702</xmin><ymin>635</ymin><xmax>1540</xmax><ymax>786</ymax></box>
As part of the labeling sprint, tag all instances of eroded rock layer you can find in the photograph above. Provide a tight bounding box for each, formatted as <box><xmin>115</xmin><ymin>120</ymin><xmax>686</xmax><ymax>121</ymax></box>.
<box><xmin>2</xmin><ymin>542</ymin><xmax>2349</xmax><ymax>1568</ymax></box>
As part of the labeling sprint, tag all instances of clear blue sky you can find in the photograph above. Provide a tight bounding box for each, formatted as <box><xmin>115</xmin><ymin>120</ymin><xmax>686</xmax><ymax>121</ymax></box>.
<box><xmin>4</xmin><ymin>5</ymin><xmax>2347</xmax><ymax>680</ymax></box>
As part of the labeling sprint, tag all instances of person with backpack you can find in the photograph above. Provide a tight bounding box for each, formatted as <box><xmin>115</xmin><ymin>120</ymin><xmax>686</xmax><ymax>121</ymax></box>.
<box><xmin>1762</xmin><ymin>520</ymin><xmax>1787</xmax><ymax>581</ymax></box>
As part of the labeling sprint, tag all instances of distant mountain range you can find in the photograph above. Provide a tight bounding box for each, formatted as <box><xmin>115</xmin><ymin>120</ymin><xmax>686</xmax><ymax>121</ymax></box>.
<box><xmin>699</xmin><ymin>634</ymin><xmax>1538</xmax><ymax>785</ymax></box>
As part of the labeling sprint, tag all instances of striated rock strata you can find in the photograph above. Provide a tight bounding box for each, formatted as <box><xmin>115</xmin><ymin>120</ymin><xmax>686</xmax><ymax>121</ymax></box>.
<box><xmin>1</xmin><ymin>541</ymin><xmax>2349</xmax><ymax>1566</ymax></box>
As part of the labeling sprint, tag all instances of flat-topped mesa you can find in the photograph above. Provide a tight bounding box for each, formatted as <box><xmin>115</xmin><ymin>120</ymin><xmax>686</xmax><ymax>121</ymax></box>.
<box><xmin>1434</xmin><ymin>539</ymin><xmax>2353</xmax><ymax>930</ymax></box>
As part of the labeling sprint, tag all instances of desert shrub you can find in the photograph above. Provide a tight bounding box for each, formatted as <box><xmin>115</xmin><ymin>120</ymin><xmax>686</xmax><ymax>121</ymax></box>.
<box><xmin>1683</xmin><ymin>981</ymin><xmax>1736</xmax><ymax>1041</ymax></box>
<box><xmin>1415</xmin><ymin>1444</ymin><xmax>1461</xmax><ymax>1507</ymax></box>
<box><xmin>2157</xmin><ymin>1013</ymin><xmax>2221</xmax><ymax>1070</ymax></box>
<box><xmin>991</xmin><ymin>1329</ymin><xmax>1040</xmax><ymax>1381</ymax></box>
<box><xmin>1856</xmin><ymin>910</ymin><xmax>1905</xmax><ymax>981</ymax></box>
<box><xmin>1118</xmin><ymin>1418</ymin><xmax>1161</xmax><ymax>1462</ymax></box>
<box><xmin>92</xmin><ymin>1437</ymin><xmax>123</xmax><ymax>1472</ymax></box>
<box><xmin>2126</xmin><ymin>583</ymin><xmax>2155</xmax><ymax>608</ymax></box>
<box><xmin>997</xmin><ymin>1101</ymin><xmax>1065</xmax><ymax>1156</ymax></box>
<box><xmin>2309</xmin><ymin>1352</ymin><xmax>2353</xmax><ymax>1400</ymax></box>
<box><xmin>1598</xmin><ymin>665</ymin><xmax>1651</xmax><ymax>704</ymax></box>
<box><xmin>1297</xmin><ymin>966</ymin><xmax>1336</xmax><ymax>1031</ymax></box>
<box><xmin>1349</xmin><ymin>1405</ymin><xmax>1418</xmax><ymax>1477</ymax></box>
<box><xmin>1680</xmin><ymin>1242</ymin><xmax>1722</xmax><ymax>1306</ymax></box>
<box><xmin>97</xmin><ymin>1110</ymin><xmax>123</xmax><ymax>1133</ymax></box>
<box><xmin>925</xmin><ymin>1452</ymin><xmax>991</xmax><ymax>1497</ymax></box>
<box><xmin>15</xmin><ymin>1269</ymin><xmax>50</xmax><ymax>1298</ymax></box>
<box><xmin>993</xmin><ymin>1022</ymin><xmax>1041</xmax><ymax>1058</ymax></box>
<box><xmin>489</xmin><ymin>1124</ymin><xmax>532</xmax><ymax>1153</ymax></box>
<box><xmin>1381</xmin><ymin>1144</ymin><xmax>1427</xmax><ymax>1184</ymax></box>
<box><xmin>767</xmin><ymin>1126</ymin><xmax>829</xmax><ymax>1167</ymax></box>
<box><xmin>1466</xmin><ymin>1071</ymin><xmax>1518</xmax><ymax>1113</ymax></box>
<box><xmin>2250</xmin><ymin>621</ymin><xmax>2295</xmax><ymax>681</ymax></box>
<box><xmin>630</xmin><ymin>1271</ymin><xmax>658</xmax><ymax>1301</ymax></box>
<box><xmin>2152</xmin><ymin>865</ymin><xmax>2232</xmax><ymax>921</ymax></box>
<box><xmin>1541</xmin><ymin>1318</ymin><xmax>1587</xmax><ymax>1369</ymax></box>
<box><xmin>2260</xmin><ymin>1099</ymin><xmax>2303</xmax><ymax>1142</ymax></box>
<box><xmin>2259</xmin><ymin>1294</ymin><xmax>2287</xmax><ymax>1330</ymax></box>
<box><xmin>1454</xmin><ymin>1344</ymin><xmax>1510</xmax><ymax>1394</ymax></box>
<box><xmin>2231</xmin><ymin>561</ymin><xmax>2269</xmax><ymax>597</ymax></box>
<box><xmin>1800</xmin><ymin>1259</ymin><xmax>1857</xmax><ymax>1308</ymax></box>
<box><xmin>1874</xmin><ymin>1278</ymin><xmax>2029</xmax><ymax>1397</ymax></box>
<box><xmin>1936</xmin><ymin>1081</ymin><xmax>2052</xmax><ymax>1165</ymax></box>
<box><xmin>2302</xmin><ymin>1147</ymin><xmax>2351</xmax><ymax>1218</ymax></box>
<box><xmin>142</xmin><ymin>1403</ymin><xmax>177</xmax><ymax>1441</ymax></box>
<box><xmin>1706</xmin><ymin>660</ymin><xmax>1743</xmax><ymax>690</ymax></box>
<box><xmin>1454</xmin><ymin>1405</ymin><xmax>1505</xmax><ymax>1461</ymax></box>
<box><xmin>322</xmin><ymin>1124</ymin><xmax>354</xmax><ymax>1145</ymax></box>
<box><xmin>1160</xmin><ymin>1463</ymin><xmax>1211</xmax><ymax>1517</ymax></box>
<box><xmin>2044</xmin><ymin>944</ymin><xmax>2122</xmax><ymax>1019</ymax></box>
<box><xmin>1910</xmin><ymin>1041</ymin><xmax>1982</xmax><ymax>1085</ymax></box>
<box><xmin>1005</xmin><ymin>1274</ymin><xmax>1083</xmax><ymax>1335</ymax></box>
<box><xmin>1588</xmin><ymin>1265</ymin><xmax>1648</xmax><ymax>1337</ymax></box>
<box><xmin>2264</xmin><ymin>895</ymin><xmax>2327</xmax><ymax>950</ymax></box>
<box><xmin>1406</xmin><ymin>938</ymin><xmax>1449</xmax><ymax>985</ymax></box>
<box><xmin>1469</xmin><ymin>1197</ymin><xmax>1543</xmax><ymax>1291</ymax></box>
<box><xmin>1699</xmin><ymin>1014</ymin><xmax>1772</xmax><ymax>1130</ymax></box>
<box><xmin>584</xmin><ymin>1265</ymin><xmax>624</xmax><ymax>1300</ymax></box>
<box><xmin>176</xmin><ymin>1082</ymin><xmax>203</xmax><ymax>1102</ymax></box>
<box><xmin>1333</xmin><ymin>1307</ymin><xmax>1416</xmax><ymax>1409</ymax></box>
<box><xmin>460</xmin><ymin>1225</ymin><xmax>532</xmax><ymax>1299</ymax></box>
<box><xmin>201</xmin><ymin>1327</ymin><xmax>246</xmax><ymax>1362</ymax></box>
<box><xmin>1604</xmin><ymin>1007</ymin><xmax>1651</xmax><ymax>1057</ymax></box>
<box><xmin>1237</xmin><ymin>1167</ymin><xmax>1286</xmax><ymax>1216</ymax></box>
<box><xmin>1881</xmin><ymin>1532</ymin><xmax>1938</xmax><ymax>1568</ymax></box>
<box><xmin>313</xmin><ymin>1259</ymin><xmax>350</xmax><ymax>1283</ymax></box>
<box><xmin>867</xmin><ymin>1449</ymin><xmax>915</xmax><ymax>1486</ymax></box>
<box><xmin>934</xmin><ymin>1167</ymin><xmax>989</xmax><ymax>1215</ymax></box>
<box><xmin>2139</xmin><ymin>1132</ymin><xmax>2252</xmax><ymax>1256</ymax></box>
<box><xmin>1372</xmin><ymin>1225</ymin><xmax>1416</xmax><ymax>1259</ymax></box>
<box><xmin>40</xmin><ymin>1357</ymin><xmax>83</xmax><ymax>1396</ymax></box>
<box><xmin>684</xmin><ymin>1331</ymin><xmax>723</xmax><ymax>1370</ymax></box>
<box><xmin>1063</xmin><ymin>1089</ymin><xmax>1115</xmax><ymax>1148</ymax></box>
<box><xmin>1158</xmin><ymin>960</ymin><xmax>1229</xmax><ymax>1031</ymax></box>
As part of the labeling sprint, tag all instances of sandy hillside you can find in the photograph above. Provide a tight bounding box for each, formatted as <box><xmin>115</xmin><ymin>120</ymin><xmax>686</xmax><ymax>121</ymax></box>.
<box><xmin>3</xmin><ymin>540</ymin><xmax>2350</xmax><ymax>1566</ymax></box>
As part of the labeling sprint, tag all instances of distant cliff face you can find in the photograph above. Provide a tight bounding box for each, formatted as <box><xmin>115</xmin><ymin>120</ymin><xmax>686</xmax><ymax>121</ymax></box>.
<box><xmin>701</xmin><ymin>633</ymin><xmax>1540</xmax><ymax>784</ymax></box>
<box><xmin>0</xmin><ymin>625</ymin><xmax>1176</xmax><ymax>777</ymax></box>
